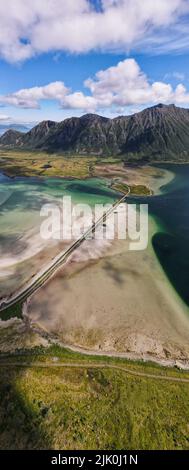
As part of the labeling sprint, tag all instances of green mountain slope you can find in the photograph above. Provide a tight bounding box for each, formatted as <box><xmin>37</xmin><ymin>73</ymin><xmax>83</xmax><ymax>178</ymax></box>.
<box><xmin>1</xmin><ymin>104</ymin><xmax>189</xmax><ymax>161</ymax></box>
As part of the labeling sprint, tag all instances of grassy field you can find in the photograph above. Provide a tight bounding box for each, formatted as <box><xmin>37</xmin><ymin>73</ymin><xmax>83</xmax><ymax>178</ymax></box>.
<box><xmin>129</xmin><ymin>184</ymin><xmax>152</xmax><ymax>196</ymax></box>
<box><xmin>0</xmin><ymin>346</ymin><xmax>189</xmax><ymax>450</ymax></box>
<box><xmin>111</xmin><ymin>182</ymin><xmax>152</xmax><ymax>196</ymax></box>
<box><xmin>0</xmin><ymin>150</ymin><xmax>98</xmax><ymax>179</ymax></box>
<box><xmin>0</xmin><ymin>151</ymin><xmax>152</xmax><ymax>198</ymax></box>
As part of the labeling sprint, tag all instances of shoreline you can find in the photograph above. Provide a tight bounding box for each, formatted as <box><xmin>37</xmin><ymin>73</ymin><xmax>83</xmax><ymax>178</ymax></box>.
<box><xmin>29</xmin><ymin>317</ymin><xmax>189</xmax><ymax>370</ymax></box>
<box><xmin>1</xmin><ymin>314</ymin><xmax>189</xmax><ymax>370</ymax></box>
<box><xmin>1</xmin><ymin>157</ymin><xmax>189</xmax><ymax>181</ymax></box>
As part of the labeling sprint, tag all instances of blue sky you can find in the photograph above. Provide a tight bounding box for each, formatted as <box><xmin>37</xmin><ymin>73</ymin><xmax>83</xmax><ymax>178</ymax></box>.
<box><xmin>1</xmin><ymin>0</ymin><xmax>189</xmax><ymax>125</ymax></box>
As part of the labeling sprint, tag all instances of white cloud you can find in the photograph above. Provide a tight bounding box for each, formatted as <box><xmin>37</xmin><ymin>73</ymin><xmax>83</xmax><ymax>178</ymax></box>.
<box><xmin>0</xmin><ymin>0</ymin><xmax>189</xmax><ymax>62</ymax></box>
<box><xmin>0</xmin><ymin>82</ymin><xmax>69</xmax><ymax>109</ymax></box>
<box><xmin>1</xmin><ymin>58</ymin><xmax>189</xmax><ymax>113</ymax></box>
<box><xmin>0</xmin><ymin>114</ymin><xmax>10</xmax><ymax>121</ymax></box>
<box><xmin>61</xmin><ymin>92</ymin><xmax>97</xmax><ymax>113</ymax></box>
<box><xmin>83</xmin><ymin>58</ymin><xmax>189</xmax><ymax>109</ymax></box>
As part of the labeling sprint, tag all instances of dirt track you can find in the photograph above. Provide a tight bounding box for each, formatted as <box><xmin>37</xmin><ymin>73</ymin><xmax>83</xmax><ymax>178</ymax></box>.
<box><xmin>0</xmin><ymin>360</ymin><xmax>189</xmax><ymax>384</ymax></box>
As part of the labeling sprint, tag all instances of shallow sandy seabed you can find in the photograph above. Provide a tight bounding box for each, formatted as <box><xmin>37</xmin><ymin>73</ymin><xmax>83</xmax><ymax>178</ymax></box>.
<box><xmin>3</xmin><ymin>164</ymin><xmax>189</xmax><ymax>362</ymax></box>
<box><xmin>95</xmin><ymin>163</ymin><xmax>174</xmax><ymax>195</ymax></box>
<box><xmin>0</xmin><ymin>164</ymin><xmax>172</xmax><ymax>297</ymax></box>
<box><xmin>26</xmin><ymin>165</ymin><xmax>189</xmax><ymax>362</ymax></box>
<box><xmin>27</xmin><ymin>220</ymin><xmax>189</xmax><ymax>362</ymax></box>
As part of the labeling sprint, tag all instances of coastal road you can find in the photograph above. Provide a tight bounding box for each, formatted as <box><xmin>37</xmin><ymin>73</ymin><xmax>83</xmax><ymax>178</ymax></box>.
<box><xmin>0</xmin><ymin>192</ymin><xmax>128</xmax><ymax>313</ymax></box>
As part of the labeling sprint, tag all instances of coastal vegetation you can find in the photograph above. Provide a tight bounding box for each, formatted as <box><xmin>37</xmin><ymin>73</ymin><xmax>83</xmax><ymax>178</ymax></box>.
<box><xmin>111</xmin><ymin>182</ymin><xmax>151</xmax><ymax>196</ymax></box>
<box><xmin>0</xmin><ymin>150</ymin><xmax>96</xmax><ymax>179</ymax></box>
<box><xmin>0</xmin><ymin>345</ymin><xmax>189</xmax><ymax>450</ymax></box>
<box><xmin>0</xmin><ymin>151</ymin><xmax>151</xmax><ymax>196</ymax></box>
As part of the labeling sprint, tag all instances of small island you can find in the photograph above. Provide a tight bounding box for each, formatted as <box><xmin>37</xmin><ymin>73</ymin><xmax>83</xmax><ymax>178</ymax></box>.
<box><xmin>111</xmin><ymin>181</ymin><xmax>152</xmax><ymax>196</ymax></box>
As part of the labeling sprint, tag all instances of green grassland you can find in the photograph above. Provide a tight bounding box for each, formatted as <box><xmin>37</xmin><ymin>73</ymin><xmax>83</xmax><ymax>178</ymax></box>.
<box><xmin>0</xmin><ymin>150</ymin><xmax>98</xmax><ymax>179</ymax></box>
<box><xmin>0</xmin><ymin>151</ymin><xmax>121</xmax><ymax>179</ymax></box>
<box><xmin>129</xmin><ymin>184</ymin><xmax>152</xmax><ymax>196</ymax></box>
<box><xmin>0</xmin><ymin>151</ymin><xmax>151</xmax><ymax>196</ymax></box>
<box><xmin>111</xmin><ymin>182</ymin><xmax>152</xmax><ymax>196</ymax></box>
<box><xmin>0</xmin><ymin>346</ymin><xmax>189</xmax><ymax>450</ymax></box>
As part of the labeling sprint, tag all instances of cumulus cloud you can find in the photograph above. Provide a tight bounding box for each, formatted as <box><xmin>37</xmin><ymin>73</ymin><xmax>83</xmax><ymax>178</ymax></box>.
<box><xmin>83</xmin><ymin>58</ymin><xmax>189</xmax><ymax>109</ymax></box>
<box><xmin>0</xmin><ymin>0</ymin><xmax>189</xmax><ymax>62</ymax></box>
<box><xmin>0</xmin><ymin>82</ymin><xmax>69</xmax><ymax>109</ymax></box>
<box><xmin>61</xmin><ymin>92</ymin><xmax>97</xmax><ymax>113</ymax></box>
<box><xmin>1</xmin><ymin>58</ymin><xmax>189</xmax><ymax>112</ymax></box>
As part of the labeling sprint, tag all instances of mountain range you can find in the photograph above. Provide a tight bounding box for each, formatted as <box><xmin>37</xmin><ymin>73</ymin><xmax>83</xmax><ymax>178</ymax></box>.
<box><xmin>1</xmin><ymin>104</ymin><xmax>189</xmax><ymax>161</ymax></box>
<box><xmin>0</xmin><ymin>123</ymin><xmax>30</xmax><ymax>136</ymax></box>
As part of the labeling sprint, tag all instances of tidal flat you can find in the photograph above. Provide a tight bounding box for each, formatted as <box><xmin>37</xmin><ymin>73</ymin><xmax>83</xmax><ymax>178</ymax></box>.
<box><xmin>0</xmin><ymin>172</ymin><xmax>118</xmax><ymax>297</ymax></box>
<box><xmin>1</xmin><ymin>159</ymin><xmax>189</xmax><ymax>365</ymax></box>
<box><xmin>25</xmin><ymin>163</ymin><xmax>189</xmax><ymax>364</ymax></box>
<box><xmin>27</xmin><ymin>218</ymin><xmax>189</xmax><ymax>363</ymax></box>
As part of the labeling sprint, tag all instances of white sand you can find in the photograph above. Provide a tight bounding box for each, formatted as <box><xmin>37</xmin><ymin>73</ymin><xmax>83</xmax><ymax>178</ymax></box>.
<box><xmin>27</xmin><ymin>214</ymin><xmax>189</xmax><ymax>362</ymax></box>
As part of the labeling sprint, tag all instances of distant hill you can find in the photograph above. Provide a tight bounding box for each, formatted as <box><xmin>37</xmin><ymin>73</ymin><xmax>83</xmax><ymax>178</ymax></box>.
<box><xmin>1</xmin><ymin>104</ymin><xmax>189</xmax><ymax>161</ymax></box>
<box><xmin>0</xmin><ymin>123</ymin><xmax>30</xmax><ymax>136</ymax></box>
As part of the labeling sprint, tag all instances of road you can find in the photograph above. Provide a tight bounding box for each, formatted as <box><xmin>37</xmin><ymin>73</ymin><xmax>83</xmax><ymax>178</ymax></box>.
<box><xmin>0</xmin><ymin>192</ymin><xmax>128</xmax><ymax>313</ymax></box>
<box><xmin>0</xmin><ymin>359</ymin><xmax>189</xmax><ymax>383</ymax></box>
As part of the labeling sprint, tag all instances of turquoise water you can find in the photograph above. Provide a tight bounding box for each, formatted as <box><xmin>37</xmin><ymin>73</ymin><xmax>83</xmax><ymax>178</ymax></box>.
<box><xmin>0</xmin><ymin>173</ymin><xmax>118</xmax><ymax>251</ymax></box>
<box><xmin>0</xmin><ymin>174</ymin><xmax>118</xmax><ymax>210</ymax></box>
<box><xmin>2</xmin><ymin>166</ymin><xmax>189</xmax><ymax>308</ymax></box>
<box><xmin>131</xmin><ymin>164</ymin><xmax>189</xmax><ymax>307</ymax></box>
